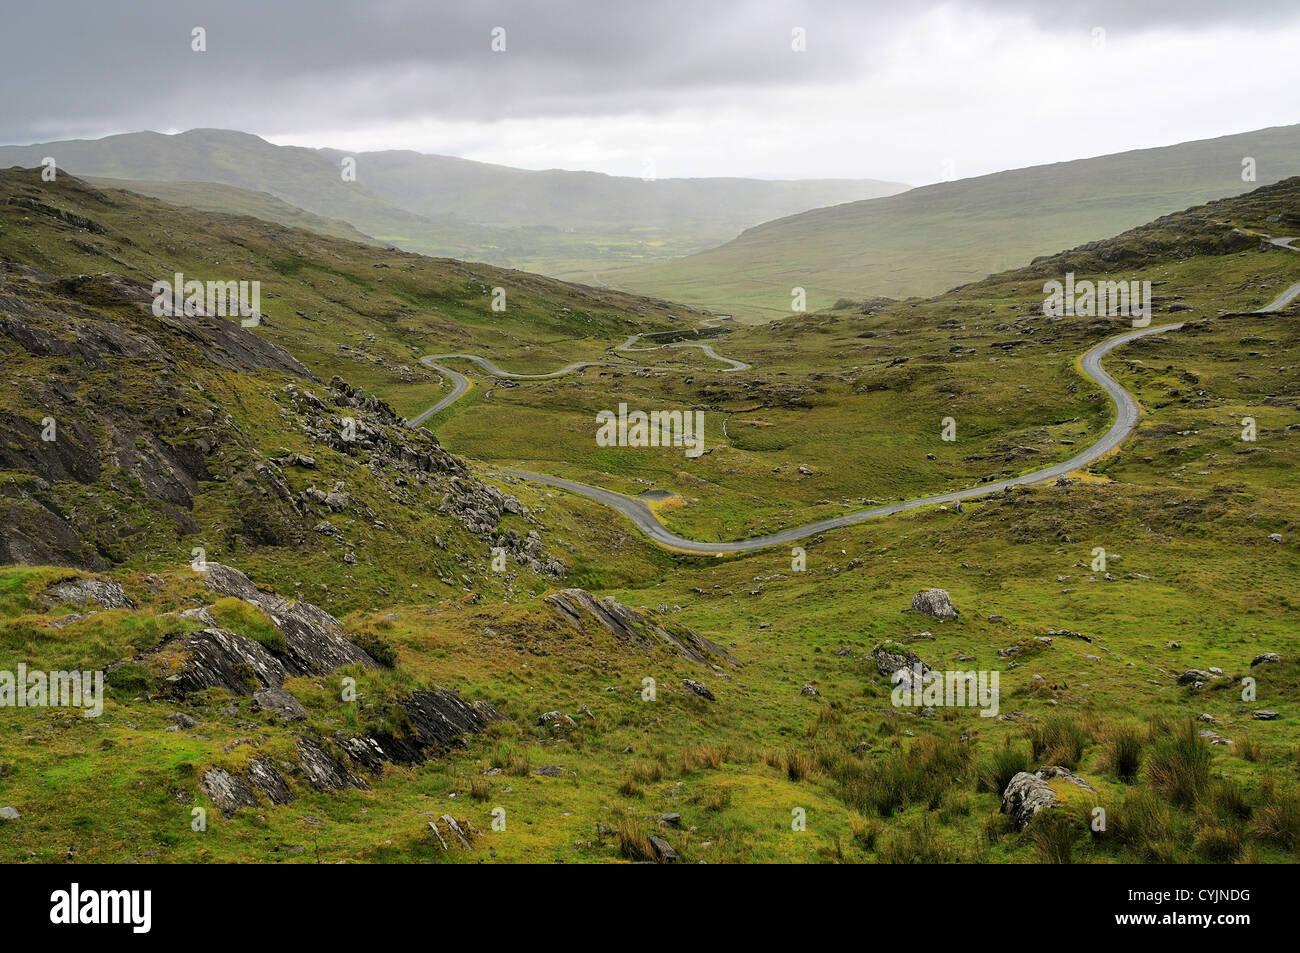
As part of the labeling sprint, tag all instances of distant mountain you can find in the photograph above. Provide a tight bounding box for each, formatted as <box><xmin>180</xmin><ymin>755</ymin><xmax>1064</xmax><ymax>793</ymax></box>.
<box><xmin>607</xmin><ymin>124</ymin><xmax>1300</xmax><ymax>318</ymax></box>
<box><xmin>0</xmin><ymin>129</ymin><xmax>908</xmax><ymax>276</ymax></box>
<box><xmin>82</xmin><ymin>176</ymin><xmax>381</xmax><ymax>246</ymax></box>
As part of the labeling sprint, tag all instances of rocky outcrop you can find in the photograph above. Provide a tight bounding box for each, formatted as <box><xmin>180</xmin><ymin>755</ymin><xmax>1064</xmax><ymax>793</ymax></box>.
<box><xmin>41</xmin><ymin>576</ymin><xmax>136</xmax><ymax>611</ymax></box>
<box><xmin>150</xmin><ymin>626</ymin><xmax>288</xmax><ymax>695</ymax></box>
<box><xmin>354</xmin><ymin>688</ymin><xmax>503</xmax><ymax>766</ymax></box>
<box><xmin>428</xmin><ymin>815</ymin><xmax>476</xmax><ymax>851</ymax></box>
<box><xmin>911</xmin><ymin>588</ymin><xmax>958</xmax><ymax>621</ymax></box>
<box><xmin>200</xmin><ymin>768</ymin><xmax>261</xmax><ymax>814</ymax></box>
<box><xmin>682</xmin><ymin>678</ymin><xmax>716</xmax><ymax>701</ymax></box>
<box><xmin>253</xmin><ymin>687</ymin><xmax>308</xmax><ymax>722</ymax></box>
<box><xmin>296</xmin><ymin>736</ymin><xmax>366</xmax><ymax>792</ymax></box>
<box><xmin>0</xmin><ymin>248</ymin><xmax>564</xmax><ymax>580</ymax></box>
<box><xmin>200</xmin><ymin>562</ymin><xmax>376</xmax><ymax>675</ymax></box>
<box><xmin>546</xmin><ymin>588</ymin><xmax>736</xmax><ymax>666</ymax></box>
<box><xmin>870</xmin><ymin>642</ymin><xmax>931</xmax><ymax>679</ymax></box>
<box><xmin>649</xmin><ymin>834</ymin><xmax>679</xmax><ymax>863</ymax></box>
<box><xmin>280</xmin><ymin>379</ymin><xmax>566</xmax><ymax>579</ymax></box>
<box><xmin>247</xmin><ymin>758</ymin><xmax>294</xmax><ymax>805</ymax></box>
<box><xmin>1001</xmin><ymin>766</ymin><xmax>1097</xmax><ymax>830</ymax></box>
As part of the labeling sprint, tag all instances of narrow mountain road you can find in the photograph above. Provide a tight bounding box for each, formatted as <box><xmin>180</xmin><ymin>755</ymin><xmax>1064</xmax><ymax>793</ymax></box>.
<box><xmin>411</xmin><ymin>242</ymin><xmax>1299</xmax><ymax>554</ymax></box>
<box><xmin>411</xmin><ymin>321</ymin><xmax>747</xmax><ymax>425</ymax></box>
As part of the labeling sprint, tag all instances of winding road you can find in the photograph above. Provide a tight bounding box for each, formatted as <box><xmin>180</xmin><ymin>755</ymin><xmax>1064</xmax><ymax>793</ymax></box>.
<box><xmin>410</xmin><ymin>322</ymin><xmax>747</xmax><ymax>425</ymax></box>
<box><xmin>411</xmin><ymin>241</ymin><xmax>1299</xmax><ymax>555</ymax></box>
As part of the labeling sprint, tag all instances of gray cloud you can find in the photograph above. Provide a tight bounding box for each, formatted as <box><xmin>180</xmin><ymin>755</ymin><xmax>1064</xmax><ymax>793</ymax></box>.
<box><xmin>1</xmin><ymin>0</ymin><xmax>1296</xmax><ymax>181</ymax></box>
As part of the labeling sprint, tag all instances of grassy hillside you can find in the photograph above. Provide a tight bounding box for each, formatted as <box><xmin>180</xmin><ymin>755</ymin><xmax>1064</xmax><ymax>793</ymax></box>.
<box><xmin>432</xmin><ymin>180</ymin><xmax>1300</xmax><ymax>544</ymax></box>
<box><xmin>610</xmin><ymin>124</ymin><xmax>1300</xmax><ymax>319</ymax></box>
<box><xmin>0</xmin><ymin>169</ymin><xmax>697</xmax><ymax>422</ymax></box>
<box><xmin>0</xmin><ymin>129</ymin><xmax>907</xmax><ymax>278</ymax></box>
<box><xmin>0</xmin><ymin>169</ymin><xmax>1297</xmax><ymax>864</ymax></box>
<box><xmin>82</xmin><ymin>176</ymin><xmax>382</xmax><ymax>246</ymax></box>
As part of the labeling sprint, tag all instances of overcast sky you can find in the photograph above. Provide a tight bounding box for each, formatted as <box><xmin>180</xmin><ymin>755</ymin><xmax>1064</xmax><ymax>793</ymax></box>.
<box><xmin>2</xmin><ymin>0</ymin><xmax>1297</xmax><ymax>184</ymax></box>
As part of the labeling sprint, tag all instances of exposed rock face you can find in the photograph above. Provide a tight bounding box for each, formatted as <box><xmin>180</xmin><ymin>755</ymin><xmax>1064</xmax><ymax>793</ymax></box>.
<box><xmin>200</xmin><ymin>562</ymin><xmax>376</xmax><ymax>675</ymax></box>
<box><xmin>1177</xmin><ymin>669</ymin><xmax>1216</xmax><ymax>687</ymax></box>
<box><xmin>1001</xmin><ymin>766</ymin><xmax>1097</xmax><ymax>830</ymax></box>
<box><xmin>41</xmin><ymin>576</ymin><xmax>136</xmax><ymax>611</ymax></box>
<box><xmin>0</xmin><ymin>261</ymin><xmax>319</xmax><ymax>567</ymax></box>
<box><xmin>96</xmin><ymin>564</ymin><xmax>505</xmax><ymax>812</ymax></box>
<box><xmin>279</xmin><ymin>376</ymin><xmax>564</xmax><ymax>578</ymax></box>
<box><xmin>682</xmin><ymin>678</ymin><xmax>716</xmax><ymax>701</ymax></box>
<box><xmin>150</xmin><ymin>626</ymin><xmax>288</xmax><ymax>695</ymax></box>
<box><xmin>0</xmin><ymin>224</ymin><xmax>565</xmax><ymax>581</ymax></box>
<box><xmin>1251</xmin><ymin>653</ymin><xmax>1281</xmax><ymax>667</ymax></box>
<box><xmin>296</xmin><ymin>736</ymin><xmax>366</xmax><ymax>793</ymax></box>
<box><xmin>428</xmin><ymin>815</ymin><xmax>476</xmax><ymax>851</ymax></box>
<box><xmin>379</xmin><ymin>688</ymin><xmax>503</xmax><ymax>761</ymax></box>
<box><xmin>911</xmin><ymin>588</ymin><xmax>958</xmax><ymax>621</ymax></box>
<box><xmin>253</xmin><ymin>687</ymin><xmax>308</xmax><ymax>722</ymax></box>
<box><xmin>247</xmin><ymin>758</ymin><xmax>293</xmax><ymax>805</ymax></box>
<box><xmin>538</xmin><ymin>710</ymin><xmax>576</xmax><ymax>728</ymax></box>
<box><xmin>200</xmin><ymin>768</ymin><xmax>261</xmax><ymax>814</ymax></box>
<box><xmin>871</xmin><ymin>642</ymin><xmax>931</xmax><ymax>678</ymax></box>
<box><xmin>546</xmin><ymin>588</ymin><xmax>737</xmax><ymax>667</ymax></box>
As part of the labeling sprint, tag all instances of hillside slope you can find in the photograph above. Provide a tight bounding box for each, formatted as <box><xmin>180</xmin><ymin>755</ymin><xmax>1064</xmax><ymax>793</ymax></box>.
<box><xmin>0</xmin><ymin>170</ymin><xmax>1297</xmax><ymax>865</ymax></box>
<box><xmin>610</xmin><ymin>123</ymin><xmax>1300</xmax><ymax>318</ymax></box>
<box><xmin>0</xmin><ymin>167</ymin><xmax>703</xmax><ymax>608</ymax></box>
<box><xmin>82</xmin><ymin>176</ymin><xmax>382</xmax><ymax>246</ymax></box>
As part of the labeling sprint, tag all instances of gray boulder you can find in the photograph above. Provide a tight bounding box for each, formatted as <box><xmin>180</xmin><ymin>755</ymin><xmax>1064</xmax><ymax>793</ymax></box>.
<box><xmin>870</xmin><ymin>642</ymin><xmax>931</xmax><ymax>678</ymax></box>
<box><xmin>200</xmin><ymin>562</ymin><xmax>376</xmax><ymax>675</ymax></box>
<box><xmin>1001</xmin><ymin>766</ymin><xmax>1096</xmax><ymax>830</ymax></box>
<box><xmin>43</xmin><ymin>576</ymin><xmax>135</xmax><ymax>611</ymax></box>
<box><xmin>682</xmin><ymin>678</ymin><xmax>715</xmax><ymax>701</ymax></box>
<box><xmin>911</xmin><ymin>588</ymin><xmax>958</xmax><ymax>621</ymax></box>
<box><xmin>648</xmin><ymin>834</ymin><xmax>679</xmax><ymax>863</ymax></box>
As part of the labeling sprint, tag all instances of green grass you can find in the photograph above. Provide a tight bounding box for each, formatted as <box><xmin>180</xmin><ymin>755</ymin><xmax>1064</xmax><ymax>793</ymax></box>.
<box><xmin>0</xmin><ymin>167</ymin><xmax>1297</xmax><ymax>863</ymax></box>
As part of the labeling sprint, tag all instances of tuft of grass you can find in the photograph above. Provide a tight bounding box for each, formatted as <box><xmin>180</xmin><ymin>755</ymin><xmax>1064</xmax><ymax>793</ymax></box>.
<box><xmin>695</xmin><ymin>785</ymin><xmax>733</xmax><ymax>812</ymax></box>
<box><xmin>1116</xmin><ymin>788</ymin><xmax>1178</xmax><ymax>862</ymax></box>
<box><xmin>1145</xmin><ymin>719</ymin><xmax>1211</xmax><ymax>807</ymax></box>
<box><xmin>1100</xmin><ymin>723</ymin><xmax>1145</xmax><ymax>783</ymax></box>
<box><xmin>835</xmin><ymin>735</ymin><xmax>970</xmax><ymax>818</ymax></box>
<box><xmin>1027</xmin><ymin>808</ymin><xmax>1081</xmax><ymax>864</ymax></box>
<box><xmin>104</xmin><ymin>663</ymin><xmax>155</xmax><ymax>700</ymax></box>
<box><xmin>614</xmin><ymin>812</ymin><xmax>654</xmax><ymax>862</ymax></box>
<box><xmin>850</xmin><ymin>815</ymin><xmax>881</xmax><ymax>852</ymax></box>
<box><xmin>784</xmin><ymin>748</ymin><xmax>816</xmax><ymax>783</ymax></box>
<box><xmin>1252</xmin><ymin>782</ymin><xmax>1300</xmax><ymax>851</ymax></box>
<box><xmin>877</xmin><ymin>814</ymin><xmax>960</xmax><ymax>864</ymax></box>
<box><xmin>978</xmin><ymin>738</ymin><xmax>1030</xmax><ymax>793</ymax></box>
<box><xmin>616</xmin><ymin>777</ymin><xmax>645</xmax><ymax>799</ymax></box>
<box><xmin>1027</xmin><ymin>716</ymin><xmax>1088</xmax><ymax>770</ymax></box>
<box><xmin>209</xmin><ymin>597</ymin><xmax>286</xmax><ymax>655</ymax></box>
